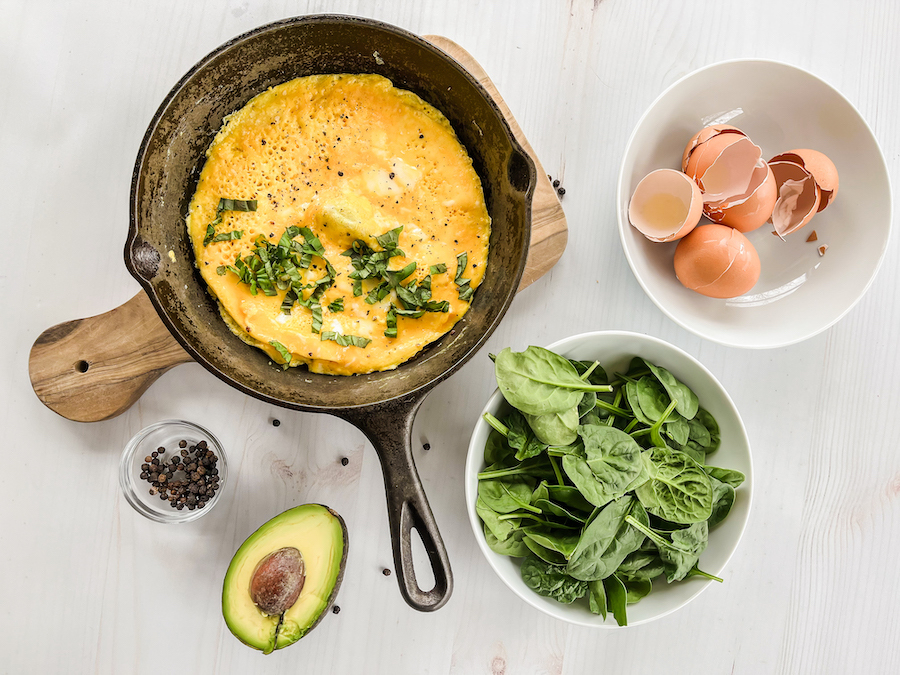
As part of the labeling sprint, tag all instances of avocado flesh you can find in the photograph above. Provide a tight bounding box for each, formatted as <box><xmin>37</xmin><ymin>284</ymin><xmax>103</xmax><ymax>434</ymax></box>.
<box><xmin>222</xmin><ymin>504</ymin><xmax>347</xmax><ymax>653</ymax></box>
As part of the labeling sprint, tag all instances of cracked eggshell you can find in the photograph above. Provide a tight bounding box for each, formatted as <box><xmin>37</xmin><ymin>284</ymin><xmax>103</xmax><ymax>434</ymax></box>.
<box><xmin>704</xmin><ymin>162</ymin><xmax>778</xmax><ymax>233</ymax></box>
<box><xmin>628</xmin><ymin>169</ymin><xmax>703</xmax><ymax>242</ymax></box>
<box><xmin>674</xmin><ymin>224</ymin><xmax>761</xmax><ymax>299</ymax></box>
<box><xmin>683</xmin><ymin>130</ymin><xmax>762</xmax><ymax>205</ymax></box>
<box><xmin>769</xmin><ymin>159</ymin><xmax>821</xmax><ymax>237</ymax></box>
<box><xmin>771</xmin><ymin>149</ymin><xmax>839</xmax><ymax>211</ymax></box>
<box><xmin>681</xmin><ymin>125</ymin><xmax>747</xmax><ymax>173</ymax></box>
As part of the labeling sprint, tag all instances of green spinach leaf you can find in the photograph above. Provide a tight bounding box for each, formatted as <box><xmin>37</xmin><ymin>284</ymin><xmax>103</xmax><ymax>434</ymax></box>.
<box><xmin>635</xmin><ymin>447</ymin><xmax>713</xmax><ymax>523</ymax></box>
<box><xmin>566</xmin><ymin>496</ymin><xmax>649</xmax><ymax>581</ymax></box>
<box><xmin>495</xmin><ymin>347</ymin><xmax>611</xmax><ymax>416</ymax></box>
<box><xmin>520</xmin><ymin>556</ymin><xmax>588</xmax><ymax>604</ymax></box>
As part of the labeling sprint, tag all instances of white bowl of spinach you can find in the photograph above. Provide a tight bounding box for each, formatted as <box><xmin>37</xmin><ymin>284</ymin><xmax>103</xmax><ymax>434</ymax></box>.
<box><xmin>465</xmin><ymin>331</ymin><xmax>752</xmax><ymax>627</ymax></box>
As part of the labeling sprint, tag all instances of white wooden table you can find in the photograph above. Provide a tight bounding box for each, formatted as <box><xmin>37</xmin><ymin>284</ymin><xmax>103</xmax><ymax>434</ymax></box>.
<box><xmin>2</xmin><ymin>1</ymin><xmax>898</xmax><ymax>673</ymax></box>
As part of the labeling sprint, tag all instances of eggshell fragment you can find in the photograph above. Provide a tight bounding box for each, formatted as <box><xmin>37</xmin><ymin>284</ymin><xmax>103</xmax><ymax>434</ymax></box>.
<box><xmin>704</xmin><ymin>162</ymin><xmax>777</xmax><ymax>233</ymax></box>
<box><xmin>682</xmin><ymin>125</ymin><xmax>747</xmax><ymax>173</ymax></box>
<box><xmin>674</xmin><ymin>224</ymin><xmax>761</xmax><ymax>298</ymax></box>
<box><xmin>772</xmin><ymin>149</ymin><xmax>839</xmax><ymax>211</ymax></box>
<box><xmin>628</xmin><ymin>169</ymin><xmax>703</xmax><ymax>242</ymax></box>
<box><xmin>769</xmin><ymin>159</ymin><xmax>821</xmax><ymax>238</ymax></box>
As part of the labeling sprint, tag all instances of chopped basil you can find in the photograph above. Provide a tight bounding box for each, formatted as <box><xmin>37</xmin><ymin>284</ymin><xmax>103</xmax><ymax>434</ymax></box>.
<box><xmin>216</xmin><ymin>266</ymin><xmax>226</xmax><ymax>276</ymax></box>
<box><xmin>430</xmin><ymin>263</ymin><xmax>447</xmax><ymax>274</ymax></box>
<box><xmin>455</xmin><ymin>252</ymin><xmax>474</xmax><ymax>301</ymax></box>
<box><xmin>384</xmin><ymin>305</ymin><xmax>397</xmax><ymax>338</ymax></box>
<box><xmin>311</xmin><ymin>304</ymin><xmax>323</xmax><ymax>334</ymax></box>
<box><xmin>202</xmin><ymin>198</ymin><xmax>257</xmax><ymax>246</ymax></box>
<box><xmin>269</xmin><ymin>340</ymin><xmax>293</xmax><ymax>369</ymax></box>
<box><xmin>328</xmin><ymin>298</ymin><xmax>344</xmax><ymax>313</ymax></box>
<box><xmin>321</xmin><ymin>331</ymin><xmax>371</xmax><ymax>348</ymax></box>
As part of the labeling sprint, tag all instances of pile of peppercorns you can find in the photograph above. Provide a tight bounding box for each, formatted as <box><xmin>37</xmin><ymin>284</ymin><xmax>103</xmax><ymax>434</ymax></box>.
<box><xmin>140</xmin><ymin>439</ymin><xmax>220</xmax><ymax>511</ymax></box>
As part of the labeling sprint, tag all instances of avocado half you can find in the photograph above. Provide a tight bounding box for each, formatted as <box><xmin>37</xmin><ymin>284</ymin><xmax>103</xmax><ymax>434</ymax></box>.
<box><xmin>222</xmin><ymin>504</ymin><xmax>348</xmax><ymax>653</ymax></box>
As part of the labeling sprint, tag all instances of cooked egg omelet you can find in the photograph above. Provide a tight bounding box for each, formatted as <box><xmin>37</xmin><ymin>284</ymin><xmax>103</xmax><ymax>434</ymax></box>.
<box><xmin>186</xmin><ymin>74</ymin><xmax>490</xmax><ymax>375</ymax></box>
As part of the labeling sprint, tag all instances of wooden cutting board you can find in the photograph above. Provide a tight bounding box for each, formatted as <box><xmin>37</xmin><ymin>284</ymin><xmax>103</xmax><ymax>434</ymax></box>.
<box><xmin>27</xmin><ymin>37</ymin><xmax>568</xmax><ymax>423</ymax></box>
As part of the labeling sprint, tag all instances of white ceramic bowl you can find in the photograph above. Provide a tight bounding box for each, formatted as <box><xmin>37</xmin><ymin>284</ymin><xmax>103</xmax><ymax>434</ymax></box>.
<box><xmin>465</xmin><ymin>331</ymin><xmax>753</xmax><ymax>627</ymax></box>
<box><xmin>617</xmin><ymin>59</ymin><xmax>892</xmax><ymax>348</ymax></box>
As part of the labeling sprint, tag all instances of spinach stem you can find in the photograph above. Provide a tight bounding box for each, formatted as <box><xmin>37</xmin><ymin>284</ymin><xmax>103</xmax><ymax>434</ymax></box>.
<box><xmin>690</xmin><ymin>567</ymin><xmax>723</xmax><ymax>583</ymax></box>
<box><xmin>477</xmin><ymin>467</ymin><xmax>531</xmax><ymax>480</ymax></box>
<box><xmin>483</xmin><ymin>413</ymin><xmax>509</xmax><ymax>437</ymax></box>
<box><xmin>548</xmin><ymin>454</ymin><xmax>564</xmax><ymax>486</ymax></box>
<box><xmin>606</xmin><ymin>389</ymin><xmax>623</xmax><ymax>426</ymax></box>
<box><xmin>623</xmin><ymin>418</ymin><xmax>639</xmax><ymax>433</ymax></box>
<box><xmin>594</xmin><ymin>399</ymin><xmax>632</xmax><ymax>417</ymax></box>
<box><xmin>579</xmin><ymin>360</ymin><xmax>601</xmax><ymax>381</ymax></box>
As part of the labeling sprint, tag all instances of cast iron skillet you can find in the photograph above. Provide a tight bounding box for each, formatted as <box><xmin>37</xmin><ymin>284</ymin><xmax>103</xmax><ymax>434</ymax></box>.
<box><xmin>124</xmin><ymin>15</ymin><xmax>534</xmax><ymax>612</ymax></box>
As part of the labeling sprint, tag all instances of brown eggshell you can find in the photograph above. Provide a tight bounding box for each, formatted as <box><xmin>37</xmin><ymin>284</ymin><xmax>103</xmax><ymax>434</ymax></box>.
<box><xmin>769</xmin><ymin>160</ymin><xmax>821</xmax><ymax>237</ymax></box>
<box><xmin>628</xmin><ymin>169</ymin><xmax>703</xmax><ymax>242</ymax></box>
<box><xmin>772</xmin><ymin>149</ymin><xmax>839</xmax><ymax>211</ymax></box>
<box><xmin>704</xmin><ymin>163</ymin><xmax>778</xmax><ymax>233</ymax></box>
<box><xmin>674</xmin><ymin>224</ymin><xmax>761</xmax><ymax>298</ymax></box>
<box><xmin>681</xmin><ymin>125</ymin><xmax>747</xmax><ymax>173</ymax></box>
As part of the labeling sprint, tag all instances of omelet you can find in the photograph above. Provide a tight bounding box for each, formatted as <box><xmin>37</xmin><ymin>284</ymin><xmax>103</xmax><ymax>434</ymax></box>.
<box><xmin>186</xmin><ymin>74</ymin><xmax>490</xmax><ymax>375</ymax></box>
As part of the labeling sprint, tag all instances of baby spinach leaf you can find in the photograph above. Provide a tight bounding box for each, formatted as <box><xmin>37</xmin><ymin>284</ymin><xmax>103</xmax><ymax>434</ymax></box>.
<box><xmin>523</xmin><ymin>528</ymin><xmax>580</xmax><ymax>559</ymax></box>
<box><xmin>476</xmin><ymin>497</ymin><xmax>520</xmax><ymax>542</ymax></box>
<box><xmin>707</xmin><ymin>477</ymin><xmax>735</xmax><ymax>528</ymax></box>
<box><xmin>635</xmin><ymin>447</ymin><xmax>713</xmax><ymax>524</ymax></box>
<box><xmin>484</xmin><ymin>526</ymin><xmax>529</xmax><ymax>557</ymax></box>
<box><xmin>588</xmin><ymin>580</ymin><xmax>607</xmax><ymax>618</ymax></box>
<box><xmin>494</xmin><ymin>347</ymin><xmax>611</xmax><ymax>416</ymax></box>
<box><xmin>526</xmin><ymin>406</ymin><xmax>579</xmax><ymax>446</ymax></box>
<box><xmin>703</xmin><ymin>465</ymin><xmax>745</xmax><ymax>489</ymax></box>
<box><xmin>562</xmin><ymin>455</ymin><xmax>615</xmax><ymax>508</ymax></box>
<box><xmin>524</xmin><ymin>536</ymin><xmax>568</xmax><ymax>565</ymax></box>
<box><xmin>625</xmin><ymin>517</ymin><xmax>710</xmax><ymax>582</ymax></box>
<box><xmin>581</xmin><ymin>425</ymin><xmax>645</xmax><ymax>494</ymax></box>
<box><xmin>603</xmin><ymin>574</ymin><xmax>628</xmax><ymax>626</ymax></box>
<box><xmin>616</xmin><ymin>544</ymin><xmax>666</xmax><ymax>582</ymax></box>
<box><xmin>478</xmin><ymin>478</ymin><xmax>539</xmax><ymax>515</ymax></box>
<box><xmin>484</xmin><ymin>429</ymin><xmax>515</xmax><ymax>466</ymax></box>
<box><xmin>694</xmin><ymin>408</ymin><xmax>721</xmax><ymax>453</ymax></box>
<box><xmin>521</xmin><ymin>556</ymin><xmax>588</xmax><ymax>604</ymax></box>
<box><xmin>533</xmin><ymin>498</ymin><xmax>588</xmax><ymax>524</ymax></box>
<box><xmin>622</xmin><ymin>577</ymin><xmax>653</xmax><ymax>604</ymax></box>
<box><xmin>577</xmin><ymin>391</ymin><xmax>598</xmax><ymax>418</ymax></box>
<box><xmin>546</xmin><ymin>485</ymin><xmax>596</xmax><ymax>513</ymax></box>
<box><xmin>642</xmin><ymin>358</ymin><xmax>699</xmax><ymax>420</ymax></box>
<box><xmin>566</xmin><ymin>496</ymin><xmax>649</xmax><ymax>581</ymax></box>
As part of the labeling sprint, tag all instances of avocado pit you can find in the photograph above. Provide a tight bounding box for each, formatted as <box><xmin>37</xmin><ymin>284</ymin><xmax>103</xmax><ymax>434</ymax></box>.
<box><xmin>250</xmin><ymin>547</ymin><xmax>306</xmax><ymax>616</ymax></box>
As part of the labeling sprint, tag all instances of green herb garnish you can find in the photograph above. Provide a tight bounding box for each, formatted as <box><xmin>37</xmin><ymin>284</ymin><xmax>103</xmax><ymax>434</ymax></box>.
<box><xmin>202</xmin><ymin>198</ymin><xmax>257</xmax><ymax>246</ymax></box>
<box><xmin>321</xmin><ymin>331</ymin><xmax>371</xmax><ymax>348</ymax></box>
<box><xmin>269</xmin><ymin>340</ymin><xmax>293</xmax><ymax>369</ymax></box>
<box><xmin>328</xmin><ymin>298</ymin><xmax>344</xmax><ymax>313</ymax></box>
<box><xmin>455</xmin><ymin>252</ymin><xmax>474</xmax><ymax>301</ymax></box>
<box><xmin>430</xmin><ymin>263</ymin><xmax>447</xmax><ymax>274</ymax></box>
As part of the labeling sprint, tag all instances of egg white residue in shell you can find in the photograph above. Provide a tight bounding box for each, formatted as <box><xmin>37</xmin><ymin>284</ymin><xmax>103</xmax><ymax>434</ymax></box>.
<box><xmin>628</xmin><ymin>169</ymin><xmax>703</xmax><ymax>242</ymax></box>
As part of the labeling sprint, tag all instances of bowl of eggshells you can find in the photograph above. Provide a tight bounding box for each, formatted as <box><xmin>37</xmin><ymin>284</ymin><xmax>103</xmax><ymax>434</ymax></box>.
<box><xmin>617</xmin><ymin>59</ymin><xmax>892</xmax><ymax>349</ymax></box>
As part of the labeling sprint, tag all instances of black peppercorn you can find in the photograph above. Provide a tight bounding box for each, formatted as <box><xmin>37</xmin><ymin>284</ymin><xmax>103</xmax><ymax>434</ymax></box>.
<box><xmin>272</xmin><ymin>419</ymin><xmax>281</xmax><ymax>427</ymax></box>
<box><xmin>341</xmin><ymin>457</ymin><xmax>349</xmax><ymax>466</ymax></box>
<box><xmin>332</xmin><ymin>605</ymin><xmax>341</xmax><ymax>614</ymax></box>
<box><xmin>382</xmin><ymin>568</ymin><xmax>391</xmax><ymax>576</ymax></box>
<box><xmin>557</xmin><ymin>187</ymin><xmax>566</xmax><ymax>196</ymax></box>
<box><xmin>178</xmin><ymin>440</ymin><xmax>187</xmax><ymax>448</ymax></box>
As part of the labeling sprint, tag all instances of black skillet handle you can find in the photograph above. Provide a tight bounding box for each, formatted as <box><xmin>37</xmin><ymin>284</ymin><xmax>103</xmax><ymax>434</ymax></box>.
<box><xmin>335</xmin><ymin>392</ymin><xmax>452</xmax><ymax>612</ymax></box>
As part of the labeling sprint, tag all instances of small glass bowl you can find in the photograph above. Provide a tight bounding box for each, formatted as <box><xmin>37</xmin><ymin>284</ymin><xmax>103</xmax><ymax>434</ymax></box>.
<box><xmin>119</xmin><ymin>420</ymin><xmax>227</xmax><ymax>523</ymax></box>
